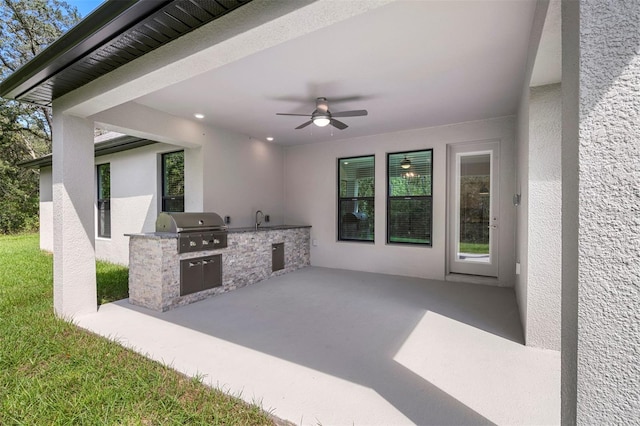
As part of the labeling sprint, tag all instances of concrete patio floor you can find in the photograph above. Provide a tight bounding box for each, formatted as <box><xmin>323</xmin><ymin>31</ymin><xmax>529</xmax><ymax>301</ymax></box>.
<box><xmin>75</xmin><ymin>267</ymin><xmax>560</xmax><ymax>425</ymax></box>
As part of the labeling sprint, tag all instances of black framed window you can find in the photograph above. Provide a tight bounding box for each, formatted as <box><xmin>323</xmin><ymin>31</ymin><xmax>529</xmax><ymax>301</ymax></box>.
<box><xmin>387</xmin><ymin>149</ymin><xmax>433</xmax><ymax>245</ymax></box>
<box><xmin>97</xmin><ymin>163</ymin><xmax>111</xmax><ymax>238</ymax></box>
<box><xmin>162</xmin><ymin>150</ymin><xmax>184</xmax><ymax>212</ymax></box>
<box><xmin>338</xmin><ymin>155</ymin><xmax>375</xmax><ymax>242</ymax></box>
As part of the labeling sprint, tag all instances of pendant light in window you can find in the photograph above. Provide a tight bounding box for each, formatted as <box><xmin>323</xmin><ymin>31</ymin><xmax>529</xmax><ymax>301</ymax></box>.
<box><xmin>400</xmin><ymin>156</ymin><xmax>411</xmax><ymax>169</ymax></box>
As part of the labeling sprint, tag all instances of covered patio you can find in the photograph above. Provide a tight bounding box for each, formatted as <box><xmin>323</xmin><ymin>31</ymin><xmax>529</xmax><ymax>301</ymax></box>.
<box><xmin>76</xmin><ymin>267</ymin><xmax>559</xmax><ymax>425</ymax></box>
<box><xmin>2</xmin><ymin>0</ymin><xmax>637</xmax><ymax>422</ymax></box>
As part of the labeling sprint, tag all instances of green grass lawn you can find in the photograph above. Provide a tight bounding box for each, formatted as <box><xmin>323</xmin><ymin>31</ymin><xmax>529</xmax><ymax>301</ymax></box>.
<box><xmin>0</xmin><ymin>234</ymin><xmax>275</xmax><ymax>425</ymax></box>
<box><xmin>459</xmin><ymin>242</ymin><xmax>490</xmax><ymax>254</ymax></box>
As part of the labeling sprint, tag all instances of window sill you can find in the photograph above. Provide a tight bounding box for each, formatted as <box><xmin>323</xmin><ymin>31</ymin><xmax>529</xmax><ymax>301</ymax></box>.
<box><xmin>385</xmin><ymin>242</ymin><xmax>432</xmax><ymax>247</ymax></box>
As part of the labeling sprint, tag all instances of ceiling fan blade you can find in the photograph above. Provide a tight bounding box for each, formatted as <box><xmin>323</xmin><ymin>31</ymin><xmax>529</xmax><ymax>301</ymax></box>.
<box><xmin>330</xmin><ymin>119</ymin><xmax>348</xmax><ymax>130</ymax></box>
<box><xmin>276</xmin><ymin>113</ymin><xmax>312</xmax><ymax>117</ymax></box>
<box><xmin>295</xmin><ymin>120</ymin><xmax>313</xmax><ymax>130</ymax></box>
<box><xmin>331</xmin><ymin>109</ymin><xmax>368</xmax><ymax>118</ymax></box>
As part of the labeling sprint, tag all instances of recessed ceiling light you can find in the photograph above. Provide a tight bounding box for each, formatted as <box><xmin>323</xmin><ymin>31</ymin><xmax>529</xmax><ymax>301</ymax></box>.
<box><xmin>266</xmin><ymin>137</ymin><xmax>274</xmax><ymax>142</ymax></box>
<box><xmin>194</xmin><ymin>113</ymin><xmax>205</xmax><ymax>119</ymax></box>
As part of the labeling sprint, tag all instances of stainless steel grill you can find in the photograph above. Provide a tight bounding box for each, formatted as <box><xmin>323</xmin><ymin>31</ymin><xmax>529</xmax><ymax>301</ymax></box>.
<box><xmin>156</xmin><ymin>212</ymin><xmax>228</xmax><ymax>253</ymax></box>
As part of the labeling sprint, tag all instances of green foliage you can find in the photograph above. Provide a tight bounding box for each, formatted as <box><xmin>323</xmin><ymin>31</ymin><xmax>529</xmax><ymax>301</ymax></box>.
<box><xmin>0</xmin><ymin>234</ymin><xmax>274</xmax><ymax>425</ymax></box>
<box><xmin>0</xmin><ymin>0</ymin><xmax>81</xmax><ymax>234</ymax></box>
<box><xmin>339</xmin><ymin>157</ymin><xmax>375</xmax><ymax>241</ymax></box>
<box><xmin>97</xmin><ymin>163</ymin><xmax>110</xmax><ymax>199</ymax></box>
<box><xmin>163</xmin><ymin>150</ymin><xmax>185</xmax><ymax>196</ymax></box>
<box><xmin>387</xmin><ymin>151</ymin><xmax>433</xmax><ymax>244</ymax></box>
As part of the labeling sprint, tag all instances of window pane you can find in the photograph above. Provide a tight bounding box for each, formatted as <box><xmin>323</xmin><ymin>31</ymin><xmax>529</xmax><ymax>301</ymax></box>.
<box><xmin>163</xmin><ymin>196</ymin><xmax>184</xmax><ymax>213</ymax></box>
<box><xmin>338</xmin><ymin>155</ymin><xmax>375</xmax><ymax>242</ymax></box>
<box><xmin>162</xmin><ymin>151</ymin><xmax>184</xmax><ymax>212</ymax></box>
<box><xmin>98</xmin><ymin>200</ymin><xmax>111</xmax><ymax>238</ymax></box>
<box><xmin>339</xmin><ymin>199</ymin><xmax>374</xmax><ymax>241</ymax></box>
<box><xmin>97</xmin><ymin>164</ymin><xmax>110</xmax><ymax>200</ymax></box>
<box><xmin>388</xmin><ymin>198</ymin><xmax>432</xmax><ymax>244</ymax></box>
<box><xmin>339</xmin><ymin>156</ymin><xmax>374</xmax><ymax>198</ymax></box>
<box><xmin>97</xmin><ymin>164</ymin><xmax>111</xmax><ymax>238</ymax></box>
<box><xmin>163</xmin><ymin>151</ymin><xmax>184</xmax><ymax>197</ymax></box>
<box><xmin>387</xmin><ymin>149</ymin><xmax>433</xmax><ymax>246</ymax></box>
<box><xmin>458</xmin><ymin>154</ymin><xmax>490</xmax><ymax>260</ymax></box>
<box><xmin>388</xmin><ymin>151</ymin><xmax>432</xmax><ymax>196</ymax></box>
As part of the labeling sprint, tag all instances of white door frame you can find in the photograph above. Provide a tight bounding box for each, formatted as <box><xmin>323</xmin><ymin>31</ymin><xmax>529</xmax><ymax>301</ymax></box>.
<box><xmin>446</xmin><ymin>140</ymin><xmax>500</xmax><ymax>278</ymax></box>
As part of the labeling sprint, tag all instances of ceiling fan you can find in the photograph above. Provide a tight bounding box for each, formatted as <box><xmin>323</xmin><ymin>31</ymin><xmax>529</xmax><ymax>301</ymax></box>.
<box><xmin>276</xmin><ymin>97</ymin><xmax>368</xmax><ymax>130</ymax></box>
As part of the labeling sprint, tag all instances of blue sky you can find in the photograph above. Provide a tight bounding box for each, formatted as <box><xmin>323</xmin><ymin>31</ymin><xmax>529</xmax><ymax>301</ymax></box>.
<box><xmin>65</xmin><ymin>0</ymin><xmax>104</xmax><ymax>17</ymax></box>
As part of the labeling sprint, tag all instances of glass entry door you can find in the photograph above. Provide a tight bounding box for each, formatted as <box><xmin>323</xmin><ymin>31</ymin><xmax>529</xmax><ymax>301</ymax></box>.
<box><xmin>448</xmin><ymin>141</ymin><xmax>499</xmax><ymax>277</ymax></box>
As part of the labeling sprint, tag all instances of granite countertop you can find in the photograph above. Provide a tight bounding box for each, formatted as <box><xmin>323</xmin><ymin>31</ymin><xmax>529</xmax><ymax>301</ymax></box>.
<box><xmin>125</xmin><ymin>232</ymin><xmax>179</xmax><ymax>238</ymax></box>
<box><xmin>126</xmin><ymin>225</ymin><xmax>311</xmax><ymax>238</ymax></box>
<box><xmin>228</xmin><ymin>225</ymin><xmax>311</xmax><ymax>233</ymax></box>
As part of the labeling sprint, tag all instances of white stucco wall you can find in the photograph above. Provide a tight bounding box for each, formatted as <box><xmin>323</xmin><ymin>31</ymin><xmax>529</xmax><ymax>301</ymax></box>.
<box><xmin>94</xmin><ymin>143</ymin><xmax>180</xmax><ymax>265</ymax></box>
<box><xmin>563</xmin><ymin>0</ymin><xmax>640</xmax><ymax>422</ymax></box>
<box><xmin>39</xmin><ymin>166</ymin><xmax>53</xmax><ymax>252</ymax></box>
<box><xmin>515</xmin><ymin>86</ymin><xmax>530</xmax><ymax>335</ymax></box>
<box><xmin>93</xmin><ymin>103</ymin><xmax>286</xmax><ymax>231</ymax></box>
<box><xmin>51</xmin><ymin>113</ymin><xmax>97</xmax><ymax>317</ymax></box>
<box><xmin>514</xmin><ymin>0</ymin><xmax>563</xmax><ymax>352</ymax></box>
<box><xmin>561</xmin><ymin>1</ymin><xmax>579</xmax><ymax>421</ymax></box>
<box><xmin>201</xmin><ymin>127</ymin><xmax>285</xmax><ymax>228</ymax></box>
<box><xmin>284</xmin><ymin>117</ymin><xmax>516</xmax><ymax>284</ymax></box>
<box><xmin>39</xmin><ymin>129</ymin><xmax>285</xmax><ymax>265</ymax></box>
<box><xmin>526</xmin><ymin>84</ymin><xmax>561</xmax><ymax>350</ymax></box>
<box><xmin>516</xmin><ymin>84</ymin><xmax>562</xmax><ymax>351</ymax></box>
<box><xmin>39</xmin><ymin>142</ymin><xmax>190</xmax><ymax>266</ymax></box>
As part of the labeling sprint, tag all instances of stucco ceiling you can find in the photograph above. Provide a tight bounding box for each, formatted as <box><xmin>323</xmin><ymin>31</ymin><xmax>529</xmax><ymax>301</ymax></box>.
<box><xmin>135</xmin><ymin>0</ymin><xmax>540</xmax><ymax>146</ymax></box>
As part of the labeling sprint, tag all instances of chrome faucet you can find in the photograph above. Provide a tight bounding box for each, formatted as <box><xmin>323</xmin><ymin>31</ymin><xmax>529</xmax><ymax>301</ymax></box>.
<box><xmin>255</xmin><ymin>210</ymin><xmax>264</xmax><ymax>230</ymax></box>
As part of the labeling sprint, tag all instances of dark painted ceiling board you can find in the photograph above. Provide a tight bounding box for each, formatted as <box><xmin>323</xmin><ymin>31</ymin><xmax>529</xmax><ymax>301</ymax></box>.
<box><xmin>165</xmin><ymin>6</ymin><xmax>202</xmax><ymax>28</ymax></box>
<box><xmin>91</xmin><ymin>50</ymin><xmax>128</xmax><ymax>68</ymax></box>
<box><xmin>69</xmin><ymin>63</ymin><xmax>103</xmax><ymax>80</ymax></box>
<box><xmin>175</xmin><ymin>1</ymin><xmax>214</xmax><ymax>23</ymax></box>
<box><xmin>112</xmin><ymin>39</ymin><xmax>146</xmax><ymax>58</ymax></box>
<box><xmin>192</xmin><ymin>0</ymin><xmax>226</xmax><ymax>17</ymax></box>
<box><xmin>119</xmin><ymin>33</ymin><xmax>156</xmax><ymax>53</ymax></box>
<box><xmin>0</xmin><ymin>0</ymin><xmax>252</xmax><ymax>105</ymax></box>
<box><xmin>158</xmin><ymin>11</ymin><xmax>192</xmax><ymax>33</ymax></box>
<box><xmin>149</xmin><ymin>17</ymin><xmax>183</xmax><ymax>38</ymax></box>
<box><xmin>134</xmin><ymin>26</ymin><xmax>170</xmax><ymax>45</ymax></box>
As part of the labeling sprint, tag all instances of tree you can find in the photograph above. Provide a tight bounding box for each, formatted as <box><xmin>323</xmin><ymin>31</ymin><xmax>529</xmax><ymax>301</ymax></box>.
<box><xmin>0</xmin><ymin>0</ymin><xmax>80</xmax><ymax>233</ymax></box>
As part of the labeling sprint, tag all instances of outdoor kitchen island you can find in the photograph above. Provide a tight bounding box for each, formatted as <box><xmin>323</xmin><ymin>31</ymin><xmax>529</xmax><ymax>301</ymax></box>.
<box><xmin>127</xmin><ymin>224</ymin><xmax>311</xmax><ymax>312</ymax></box>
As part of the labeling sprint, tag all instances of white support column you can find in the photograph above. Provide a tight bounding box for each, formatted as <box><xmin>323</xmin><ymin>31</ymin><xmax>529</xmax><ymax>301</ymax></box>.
<box><xmin>526</xmin><ymin>84</ymin><xmax>562</xmax><ymax>351</ymax></box>
<box><xmin>562</xmin><ymin>1</ymin><xmax>640</xmax><ymax>423</ymax></box>
<box><xmin>52</xmin><ymin>111</ymin><xmax>97</xmax><ymax>318</ymax></box>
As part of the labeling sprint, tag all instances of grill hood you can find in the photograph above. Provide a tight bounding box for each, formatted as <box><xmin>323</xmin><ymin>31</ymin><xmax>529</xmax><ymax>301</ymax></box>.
<box><xmin>156</xmin><ymin>212</ymin><xmax>227</xmax><ymax>233</ymax></box>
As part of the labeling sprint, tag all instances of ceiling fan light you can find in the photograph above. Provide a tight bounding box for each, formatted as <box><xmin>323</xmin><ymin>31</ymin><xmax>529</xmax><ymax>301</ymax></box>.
<box><xmin>400</xmin><ymin>157</ymin><xmax>411</xmax><ymax>169</ymax></box>
<box><xmin>313</xmin><ymin>117</ymin><xmax>330</xmax><ymax>127</ymax></box>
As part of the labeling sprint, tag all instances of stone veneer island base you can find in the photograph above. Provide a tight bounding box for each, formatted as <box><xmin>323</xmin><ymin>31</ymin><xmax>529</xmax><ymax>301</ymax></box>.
<box><xmin>127</xmin><ymin>226</ymin><xmax>311</xmax><ymax>311</ymax></box>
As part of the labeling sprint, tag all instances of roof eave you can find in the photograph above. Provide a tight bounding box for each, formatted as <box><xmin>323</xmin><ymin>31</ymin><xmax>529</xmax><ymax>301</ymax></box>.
<box><xmin>18</xmin><ymin>136</ymin><xmax>156</xmax><ymax>168</ymax></box>
<box><xmin>0</xmin><ymin>0</ymin><xmax>171</xmax><ymax>101</ymax></box>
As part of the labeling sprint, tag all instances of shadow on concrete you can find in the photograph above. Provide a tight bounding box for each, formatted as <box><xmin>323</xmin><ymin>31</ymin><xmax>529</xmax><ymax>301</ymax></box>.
<box><xmin>113</xmin><ymin>267</ymin><xmax>526</xmax><ymax>424</ymax></box>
